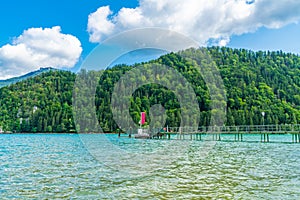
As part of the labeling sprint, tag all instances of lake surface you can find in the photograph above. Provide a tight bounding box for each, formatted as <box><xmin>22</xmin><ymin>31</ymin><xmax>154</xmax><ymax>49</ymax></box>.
<box><xmin>0</xmin><ymin>134</ymin><xmax>299</xmax><ymax>199</ymax></box>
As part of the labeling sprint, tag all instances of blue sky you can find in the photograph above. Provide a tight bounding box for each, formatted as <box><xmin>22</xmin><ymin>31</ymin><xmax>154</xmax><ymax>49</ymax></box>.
<box><xmin>0</xmin><ymin>0</ymin><xmax>300</xmax><ymax>79</ymax></box>
<box><xmin>0</xmin><ymin>0</ymin><xmax>138</xmax><ymax>59</ymax></box>
<box><xmin>228</xmin><ymin>24</ymin><xmax>300</xmax><ymax>54</ymax></box>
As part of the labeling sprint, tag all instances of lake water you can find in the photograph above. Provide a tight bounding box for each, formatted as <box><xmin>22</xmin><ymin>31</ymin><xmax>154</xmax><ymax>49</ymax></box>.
<box><xmin>0</xmin><ymin>134</ymin><xmax>299</xmax><ymax>199</ymax></box>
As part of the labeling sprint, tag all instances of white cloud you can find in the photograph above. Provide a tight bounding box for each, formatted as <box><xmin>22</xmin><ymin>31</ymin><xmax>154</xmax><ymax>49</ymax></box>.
<box><xmin>87</xmin><ymin>6</ymin><xmax>115</xmax><ymax>42</ymax></box>
<box><xmin>87</xmin><ymin>0</ymin><xmax>300</xmax><ymax>45</ymax></box>
<box><xmin>0</xmin><ymin>26</ymin><xmax>82</xmax><ymax>79</ymax></box>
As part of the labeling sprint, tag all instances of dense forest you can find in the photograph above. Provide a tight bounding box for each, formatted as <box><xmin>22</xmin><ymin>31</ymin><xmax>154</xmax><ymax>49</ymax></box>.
<box><xmin>0</xmin><ymin>71</ymin><xmax>76</xmax><ymax>132</ymax></box>
<box><xmin>1</xmin><ymin>47</ymin><xmax>300</xmax><ymax>133</ymax></box>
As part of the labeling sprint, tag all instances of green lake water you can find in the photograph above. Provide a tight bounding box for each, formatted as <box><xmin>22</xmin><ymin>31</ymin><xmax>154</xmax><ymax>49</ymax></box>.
<box><xmin>0</xmin><ymin>134</ymin><xmax>299</xmax><ymax>199</ymax></box>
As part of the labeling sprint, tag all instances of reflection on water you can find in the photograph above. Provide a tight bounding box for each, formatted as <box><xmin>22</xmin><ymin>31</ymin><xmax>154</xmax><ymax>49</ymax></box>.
<box><xmin>0</xmin><ymin>134</ymin><xmax>299</xmax><ymax>199</ymax></box>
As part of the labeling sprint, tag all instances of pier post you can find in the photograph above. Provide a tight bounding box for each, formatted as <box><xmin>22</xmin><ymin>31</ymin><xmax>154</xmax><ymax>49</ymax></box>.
<box><xmin>295</xmin><ymin>134</ymin><xmax>299</xmax><ymax>143</ymax></box>
<box><xmin>292</xmin><ymin>134</ymin><xmax>297</xmax><ymax>143</ymax></box>
<box><xmin>129</xmin><ymin>127</ymin><xmax>132</xmax><ymax>138</ymax></box>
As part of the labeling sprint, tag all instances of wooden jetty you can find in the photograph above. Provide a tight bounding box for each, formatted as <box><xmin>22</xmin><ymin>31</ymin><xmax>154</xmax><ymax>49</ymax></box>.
<box><xmin>118</xmin><ymin>124</ymin><xmax>300</xmax><ymax>143</ymax></box>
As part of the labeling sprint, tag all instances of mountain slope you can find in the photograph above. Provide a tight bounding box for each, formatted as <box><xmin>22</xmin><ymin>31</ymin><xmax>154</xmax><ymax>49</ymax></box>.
<box><xmin>0</xmin><ymin>70</ymin><xmax>76</xmax><ymax>132</ymax></box>
<box><xmin>0</xmin><ymin>67</ymin><xmax>56</xmax><ymax>88</ymax></box>
<box><xmin>1</xmin><ymin>47</ymin><xmax>300</xmax><ymax>133</ymax></box>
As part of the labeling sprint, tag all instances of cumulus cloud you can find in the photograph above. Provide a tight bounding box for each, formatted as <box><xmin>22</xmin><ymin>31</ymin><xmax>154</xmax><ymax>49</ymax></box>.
<box><xmin>87</xmin><ymin>0</ymin><xmax>300</xmax><ymax>45</ymax></box>
<box><xmin>87</xmin><ymin>6</ymin><xmax>115</xmax><ymax>42</ymax></box>
<box><xmin>0</xmin><ymin>26</ymin><xmax>82</xmax><ymax>79</ymax></box>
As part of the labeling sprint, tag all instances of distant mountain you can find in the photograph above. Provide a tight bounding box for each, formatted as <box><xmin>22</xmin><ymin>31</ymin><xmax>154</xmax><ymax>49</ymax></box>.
<box><xmin>0</xmin><ymin>67</ymin><xmax>57</xmax><ymax>88</ymax></box>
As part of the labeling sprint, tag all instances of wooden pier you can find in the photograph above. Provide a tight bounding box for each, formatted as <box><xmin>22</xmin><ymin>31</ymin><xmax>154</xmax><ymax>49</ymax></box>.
<box><xmin>119</xmin><ymin>124</ymin><xmax>300</xmax><ymax>143</ymax></box>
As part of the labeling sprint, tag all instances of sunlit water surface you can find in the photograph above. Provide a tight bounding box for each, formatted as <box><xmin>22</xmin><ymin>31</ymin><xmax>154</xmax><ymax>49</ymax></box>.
<box><xmin>0</xmin><ymin>134</ymin><xmax>299</xmax><ymax>199</ymax></box>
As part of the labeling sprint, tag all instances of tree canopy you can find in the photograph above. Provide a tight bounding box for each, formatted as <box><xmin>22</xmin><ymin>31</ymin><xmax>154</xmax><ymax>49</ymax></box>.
<box><xmin>1</xmin><ymin>47</ymin><xmax>300</xmax><ymax>133</ymax></box>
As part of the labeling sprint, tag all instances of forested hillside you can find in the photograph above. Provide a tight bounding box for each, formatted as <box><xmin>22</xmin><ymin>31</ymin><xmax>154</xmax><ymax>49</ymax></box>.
<box><xmin>1</xmin><ymin>47</ymin><xmax>300</xmax><ymax>133</ymax></box>
<box><xmin>209</xmin><ymin>47</ymin><xmax>300</xmax><ymax>126</ymax></box>
<box><xmin>0</xmin><ymin>71</ymin><xmax>76</xmax><ymax>132</ymax></box>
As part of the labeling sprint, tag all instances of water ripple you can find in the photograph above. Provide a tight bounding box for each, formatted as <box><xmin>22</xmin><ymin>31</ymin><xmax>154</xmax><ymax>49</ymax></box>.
<box><xmin>0</xmin><ymin>134</ymin><xmax>299</xmax><ymax>199</ymax></box>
